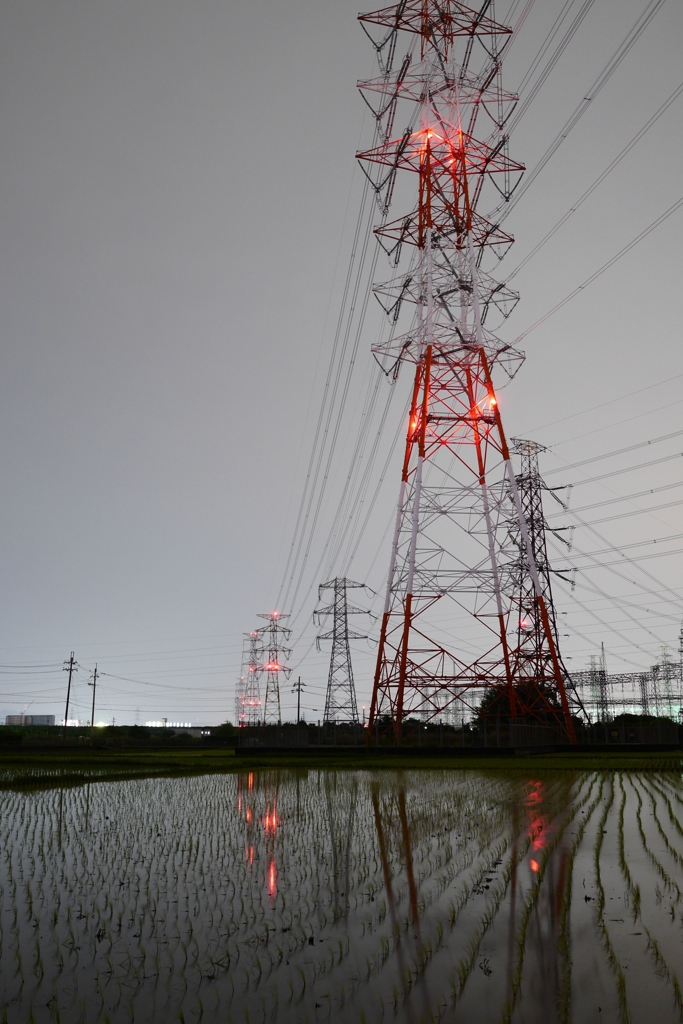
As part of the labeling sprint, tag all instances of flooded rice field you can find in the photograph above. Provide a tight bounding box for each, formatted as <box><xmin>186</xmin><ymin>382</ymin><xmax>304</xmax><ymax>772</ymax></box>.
<box><xmin>2</xmin><ymin>768</ymin><xmax>683</xmax><ymax>1023</ymax></box>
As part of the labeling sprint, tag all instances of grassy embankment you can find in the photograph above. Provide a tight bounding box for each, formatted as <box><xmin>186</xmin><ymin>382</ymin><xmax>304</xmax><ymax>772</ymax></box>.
<box><xmin>0</xmin><ymin>744</ymin><xmax>681</xmax><ymax>790</ymax></box>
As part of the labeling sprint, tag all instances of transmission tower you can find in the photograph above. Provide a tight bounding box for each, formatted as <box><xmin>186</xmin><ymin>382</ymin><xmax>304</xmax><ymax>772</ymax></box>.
<box><xmin>588</xmin><ymin>645</ymin><xmax>610</xmax><ymax>723</ymax></box>
<box><xmin>497</xmin><ymin>439</ymin><xmax>584</xmax><ymax>723</ymax></box>
<box><xmin>358</xmin><ymin>1</ymin><xmax>576</xmax><ymax>741</ymax></box>
<box><xmin>236</xmin><ymin>631</ymin><xmax>263</xmax><ymax>726</ymax></box>
<box><xmin>314</xmin><ymin>578</ymin><xmax>371</xmax><ymax>724</ymax></box>
<box><xmin>257</xmin><ymin>613</ymin><xmax>291</xmax><ymax>725</ymax></box>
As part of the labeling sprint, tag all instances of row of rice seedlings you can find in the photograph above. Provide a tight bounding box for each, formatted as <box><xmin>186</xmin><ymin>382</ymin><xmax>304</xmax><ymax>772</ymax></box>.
<box><xmin>628</xmin><ymin>775</ymin><xmax>682</xmax><ymax>900</ymax></box>
<box><xmin>619</xmin><ymin>774</ymin><xmax>683</xmax><ymax>1018</ymax></box>
<box><xmin>639</xmin><ymin>775</ymin><xmax>683</xmax><ymax>876</ymax></box>
<box><xmin>590</xmin><ymin>774</ymin><xmax>632</xmax><ymax>1024</ymax></box>
<box><xmin>613</xmin><ymin>776</ymin><xmax>682</xmax><ymax>1019</ymax></box>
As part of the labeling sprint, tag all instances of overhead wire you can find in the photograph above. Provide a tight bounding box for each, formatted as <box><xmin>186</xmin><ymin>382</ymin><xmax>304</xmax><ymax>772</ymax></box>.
<box><xmin>547</xmin><ymin>479</ymin><xmax>683</xmax><ymax>517</ymax></box>
<box><xmin>512</xmin><ymin>194</ymin><xmax>683</xmax><ymax>346</ymax></box>
<box><xmin>524</xmin><ymin>372</ymin><xmax>683</xmax><ymax>437</ymax></box>
<box><xmin>498</xmin><ymin>0</ymin><xmax>670</xmax><ymax>219</ymax></box>
<box><xmin>505</xmin><ymin>79</ymin><xmax>683</xmax><ymax>283</ymax></box>
<box><xmin>505</xmin><ymin>0</ymin><xmax>598</xmax><ymax>135</ymax></box>
<box><xmin>275</xmin><ymin>165</ymin><xmax>378</xmax><ymax>612</ymax></box>
<box><xmin>544</xmin><ymin>428</ymin><xmax>683</xmax><ymax>475</ymax></box>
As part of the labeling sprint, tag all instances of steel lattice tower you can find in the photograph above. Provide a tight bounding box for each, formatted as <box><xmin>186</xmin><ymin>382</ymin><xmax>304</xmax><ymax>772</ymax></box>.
<box><xmin>359</xmin><ymin>0</ymin><xmax>576</xmax><ymax>742</ymax></box>
<box><xmin>237</xmin><ymin>631</ymin><xmax>263</xmax><ymax>726</ymax></box>
<box><xmin>492</xmin><ymin>438</ymin><xmax>583</xmax><ymax>722</ymax></box>
<box><xmin>257</xmin><ymin>613</ymin><xmax>291</xmax><ymax>725</ymax></box>
<box><xmin>315</xmin><ymin>578</ymin><xmax>371</xmax><ymax>724</ymax></box>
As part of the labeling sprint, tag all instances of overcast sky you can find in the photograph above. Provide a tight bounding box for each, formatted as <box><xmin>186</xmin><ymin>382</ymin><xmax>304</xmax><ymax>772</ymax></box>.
<box><xmin>1</xmin><ymin>0</ymin><xmax>681</xmax><ymax>724</ymax></box>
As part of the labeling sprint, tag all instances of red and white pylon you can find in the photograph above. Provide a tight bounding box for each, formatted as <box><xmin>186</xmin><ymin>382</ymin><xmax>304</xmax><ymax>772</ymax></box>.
<box><xmin>358</xmin><ymin>0</ymin><xmax>576</xmax><ymax>742</ymax></box>
<box><xmin>236</xmin><ymin>631</ymin><xmax>263</xmax><ymax>727</ymax></box>
<box><xmin>257</xmin><ymin>612</ymin><xmax>292</xmax><ymax>726</ymax></box>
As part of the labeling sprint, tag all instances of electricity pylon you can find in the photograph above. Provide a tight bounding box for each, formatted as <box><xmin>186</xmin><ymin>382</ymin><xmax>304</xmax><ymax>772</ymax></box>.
<box><xmin>236</xmin><ymin>631</ymin><xmax>263</xmax><ymax>726</ymax></box>
<box><xmin>314</xmin><ymin>578</ymin><xmax>371</xmax><ymax>724</ymax></box>
<box><xmin>257</xmin><ymin>613</ymin><xmax>291</xmax><ymax>725</ymax></box>
<box><xmin>492</xmin><ymin>439</ymin><xmax>585</xmax><ymax>724</ymax></box>
<box><xmin>358</xmin><ymin>0</ymin><xmax>576</xmax><ymax>742</ymax></box>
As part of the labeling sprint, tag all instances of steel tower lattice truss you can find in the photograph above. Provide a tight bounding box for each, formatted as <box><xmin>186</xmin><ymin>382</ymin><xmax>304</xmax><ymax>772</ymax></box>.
<box><xmin>237</xmin><ymin>631</ymin><xmax>263</xmax><ymax>726</ymax></box>
<box><xmin>502</xmin><ymin>439</ymin><xmax>584</xmax><ymax>722</ymax></box>
<box><xmin>359</xmin><ymin>0</ymin><xmax>576</xmax><ymax>742</ymax></box>
<box><xmin>257</xmin><ymin>613</ymin><xmax>292</xmax><ymax>725</ymax></box>
<box><xmin>314</xmin><ymin>578</ymin><xmax>372</xmax><ymax>724</ymax></box>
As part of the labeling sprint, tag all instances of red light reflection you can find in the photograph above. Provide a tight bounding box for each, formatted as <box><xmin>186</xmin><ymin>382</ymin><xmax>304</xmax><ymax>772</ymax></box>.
<box><xmin>263</xmin><ymin>806</ymin><xmax>279</xmax><ymax>836</ymax></box>
<box><xmin>524</xmin><ymin>780</ymin><xmax>554</xmax><ymax>870</ymax></box>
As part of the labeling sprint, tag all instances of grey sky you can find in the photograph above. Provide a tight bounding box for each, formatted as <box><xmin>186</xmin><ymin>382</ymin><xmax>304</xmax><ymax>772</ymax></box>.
<box><xmin>1</xmin><ymin>0</ymin><xmax>681</xmax><ymax>724</ymax></box>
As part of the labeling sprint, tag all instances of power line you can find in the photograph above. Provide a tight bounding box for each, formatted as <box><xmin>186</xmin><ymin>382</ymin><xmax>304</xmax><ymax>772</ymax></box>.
<box><xmin>513</xmin><ymin>194</ymin><xmax>683</xmax><ymax>345</ymax></box>
<box><xmin>545</xmin><ymin>428</ymin><xmax>683</xmax><ymax>475</ymax></box>
<box><xmin>506</xmin><ymin>79</ymin><xmax>683</xmax><ymax>282</ymax></box>
<box><xmin>499</xmin><ymin>0</ymin><xmax>670</xmax><ymax>218</ymax></box>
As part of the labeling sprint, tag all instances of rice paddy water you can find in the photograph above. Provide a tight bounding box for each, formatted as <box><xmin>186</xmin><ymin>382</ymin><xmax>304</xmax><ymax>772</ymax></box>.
<box><xmin>2</xmin><ymin>767</ymin><xmax>683</xmax><ymax>1022</ymax></box>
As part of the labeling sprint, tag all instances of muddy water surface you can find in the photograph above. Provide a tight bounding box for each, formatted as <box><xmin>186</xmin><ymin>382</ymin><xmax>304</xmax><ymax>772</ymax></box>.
<box><xmin>1</xmin><ymin>768</ymin><xmax>682</xmax><ymax>1022</ymax></box>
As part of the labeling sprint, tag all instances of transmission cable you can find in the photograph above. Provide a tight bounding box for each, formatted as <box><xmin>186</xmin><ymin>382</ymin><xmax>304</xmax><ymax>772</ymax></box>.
<box><xmin>505</xmin><ymin>79</ymin><xmax>683</xmax><ymax>282</ymax></box>
<box><xmin>547</xmin><ymin>479</ymin><xmax>683</xmax><ymax>516</ymax></box>
<box><xmin>545</xmin><ymin>428</ymin><xmax>683</xmax><ymax>476</ymax></box>
<box><xmin>276</xmin><ymin>173</ymin><xmax>377</xmax><ymax>611</ymax></box>
<box><xmin>513</xmin><ymin>194</ymin><xmax>683</xmax><ymax>346</ymax></box>
<box><xmin>506</xmin><ymin>0</ymin><xmax>598</xmax><ymax>135</ymax></box>
<box><xmin>498</xmin><ymin>0</ymin><xmax>670</xmax><ymax>220</ymax></box>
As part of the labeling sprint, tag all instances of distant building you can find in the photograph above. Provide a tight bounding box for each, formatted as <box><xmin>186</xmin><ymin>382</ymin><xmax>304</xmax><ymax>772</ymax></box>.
<box><xmin>5</xmin><ymin>715</ymin><xmax>55</xmax><ymax>726</ymax></box>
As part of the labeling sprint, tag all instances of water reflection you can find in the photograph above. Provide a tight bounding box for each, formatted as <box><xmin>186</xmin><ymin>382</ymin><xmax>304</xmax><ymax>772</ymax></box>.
<box><xmin>1</xmin><ymin>768</ymin><xmax>682</xmax><ymax>1022</ymax></box>
<box><xmin>325</xmin><ymin>773</ymin><xmax>357</xmax><ymax>921</ymax></box>
<box><xmin>238</xmin><ymin>770</ymin><xmax>279</xmax><ymax>899</ymax></box>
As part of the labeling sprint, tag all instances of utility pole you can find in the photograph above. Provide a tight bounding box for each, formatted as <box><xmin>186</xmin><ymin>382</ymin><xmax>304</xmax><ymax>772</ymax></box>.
<box><xmin>89</xmin><ymin>664</ymin><xmax>98</xmax><ymax>735</ymax></box>
<box><xmin>62</xmin><ymin>652</ymin><xmax>77</xmax><ymax>744</ymax></box>
<box><xmin>292</xmin><ymin>676</ymin><xmax>305</xmax><ymax>723</ymax></box>
<box><xmin>292</xmin><ymin>676</ymin><xmax>306</xmax><ymax>747</ymax></box>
